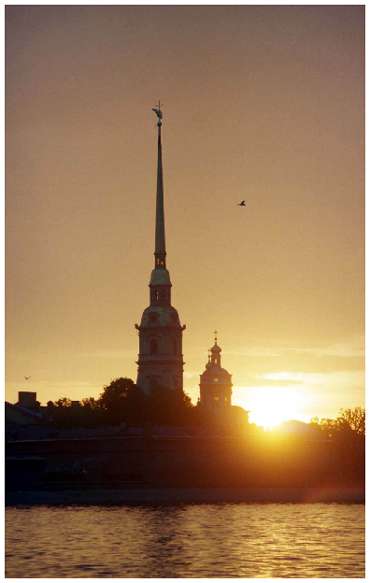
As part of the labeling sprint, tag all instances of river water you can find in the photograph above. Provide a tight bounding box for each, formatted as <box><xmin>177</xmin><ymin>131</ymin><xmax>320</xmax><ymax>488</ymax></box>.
<box><xmin>6</xmin><ymin>503</ymin><xmax>364</xmax><ymax>578</ymax></box>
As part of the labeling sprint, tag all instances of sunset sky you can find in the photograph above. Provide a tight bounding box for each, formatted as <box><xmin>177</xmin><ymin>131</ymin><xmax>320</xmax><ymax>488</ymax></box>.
<box><xmin>6</xmin><ymin>6</ymin><xmax>364</xmax><ymax>424</ymax></box>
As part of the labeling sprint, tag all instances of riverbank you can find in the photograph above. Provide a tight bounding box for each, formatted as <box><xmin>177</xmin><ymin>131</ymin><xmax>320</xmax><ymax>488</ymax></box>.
<box><xmin>6</xmin><ymin>485</ymin><xmax>364</xmax><ymax>506</ymax></box>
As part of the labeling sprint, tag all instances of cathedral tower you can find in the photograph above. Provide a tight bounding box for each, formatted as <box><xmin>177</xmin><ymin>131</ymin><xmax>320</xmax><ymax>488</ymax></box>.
<box><xmin>135</xmin><ymin>105</ymin><xmax>185</xmax><ymax>394</ymax></box>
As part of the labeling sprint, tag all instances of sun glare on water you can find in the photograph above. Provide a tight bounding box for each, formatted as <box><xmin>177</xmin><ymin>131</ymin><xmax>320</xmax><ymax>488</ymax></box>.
<box><xmin>233</xmin><ymin>384</ymin><xmax>309</xmax><ymax>430</ymax></box>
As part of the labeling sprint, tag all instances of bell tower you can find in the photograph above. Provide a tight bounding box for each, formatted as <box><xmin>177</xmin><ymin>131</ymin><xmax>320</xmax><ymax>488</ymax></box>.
<box><xmin>199</xmin><ymin>333</ymin><xmax>232</xmax><ymax>409</ymax></box>
<box><xmin>135</xmin><ymin>104</ymin><xmax>185</xmax><ymax>394</ymax></box>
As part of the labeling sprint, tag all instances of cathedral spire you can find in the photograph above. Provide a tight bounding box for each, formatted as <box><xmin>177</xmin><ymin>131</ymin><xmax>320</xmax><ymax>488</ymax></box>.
<box><xmin>135</xmin><ymin>105</ymin><xmax>185</xmax><ymax>395</ymax></box>
<box><xmin>153</xmin><ymin>101</ymin><xmax>166</xmax><ymax>269</ymax></box>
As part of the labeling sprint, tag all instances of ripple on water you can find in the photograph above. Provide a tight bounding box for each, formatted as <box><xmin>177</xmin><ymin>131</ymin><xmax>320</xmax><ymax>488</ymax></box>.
<box><xmin>5</xmin><ymin>502</ymin><xmax>365</xmax><ymax>578</ymax></box>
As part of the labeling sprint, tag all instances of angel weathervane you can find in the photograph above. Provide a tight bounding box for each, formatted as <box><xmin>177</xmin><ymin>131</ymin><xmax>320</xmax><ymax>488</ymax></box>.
<box><xmin>152</xmin><ymin>101</ymin><xmax>163</xmax><ymax>126</ymax></box>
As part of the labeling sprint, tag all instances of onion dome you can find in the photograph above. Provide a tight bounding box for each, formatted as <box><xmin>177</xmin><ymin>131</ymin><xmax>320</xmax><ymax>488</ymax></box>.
<box><xmin>200</xmin><ymin>333</ymin><xmax>232</xmax><ymax>382</ymax></box>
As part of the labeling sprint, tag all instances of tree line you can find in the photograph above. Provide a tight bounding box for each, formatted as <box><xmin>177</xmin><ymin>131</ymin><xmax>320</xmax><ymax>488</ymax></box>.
<box><xmin>46</xmin><ymin>377</ymin><xmax>225</xmax><ymax>429</ymax></box>
<box><xmin>310</xmin><ymin>406</ymin><xmax>365</xmax><ymax>438</ymax></box>
<box><xmin>46</xmin><ymin>376</ymin><xmax>365</xmax><ymax>440</ymax></box>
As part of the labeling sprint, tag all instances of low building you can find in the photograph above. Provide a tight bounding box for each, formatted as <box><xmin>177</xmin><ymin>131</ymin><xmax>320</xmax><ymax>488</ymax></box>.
<box><xmin>6</xmin><ymin>391</ymin><xmax>48</xmax><ymax>440</ymax></box>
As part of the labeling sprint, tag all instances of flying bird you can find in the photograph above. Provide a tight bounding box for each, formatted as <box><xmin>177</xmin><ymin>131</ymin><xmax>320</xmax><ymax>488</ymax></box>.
<box><xmin>24</xmin><ymin>376</ymin><xmax>31</xmax><ymax>381</ymax></box>
<box><xmin>238</xmin><ymin>200</ymin><xmax>246</xmax><ymax>207</ymax></box>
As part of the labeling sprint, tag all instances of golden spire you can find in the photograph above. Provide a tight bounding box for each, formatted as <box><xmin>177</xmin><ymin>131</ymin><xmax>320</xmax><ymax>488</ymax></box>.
<box><xmin>152</xmin><ymin>102</ymin><xmax>166</xmax><ymax>269</ymax></box>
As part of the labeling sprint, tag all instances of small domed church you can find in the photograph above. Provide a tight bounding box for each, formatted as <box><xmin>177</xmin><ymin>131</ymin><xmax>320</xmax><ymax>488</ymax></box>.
<box><xmin>199</xmin><ymin>333</ymin><xmax>232</xmax><ymax>409</ymax></box>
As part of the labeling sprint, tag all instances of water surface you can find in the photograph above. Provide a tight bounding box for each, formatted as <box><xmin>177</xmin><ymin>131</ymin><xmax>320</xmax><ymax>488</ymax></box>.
<box><xmin>6</xmin><ymin>503</ymin><xmax>364</xmax><ymax>578</ymax></box>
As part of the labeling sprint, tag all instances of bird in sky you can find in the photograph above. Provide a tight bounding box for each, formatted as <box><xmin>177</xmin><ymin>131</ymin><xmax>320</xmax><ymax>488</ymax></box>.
<box><xmin>24</xmin><ymin>376</ymin><xmax>31</xmax><ymax>381</ymax></box>
<box><xmin>238</xmin><ymin>200</ymin><xmax>246</xmax><ymax>207</ymax></box>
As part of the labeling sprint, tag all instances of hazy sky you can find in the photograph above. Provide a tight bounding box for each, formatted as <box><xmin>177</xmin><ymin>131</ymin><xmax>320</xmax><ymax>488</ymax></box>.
<box><xmin>6</xmin><ymin>6</ymin><xmax>364</xmax><ymax>421</ymax></box>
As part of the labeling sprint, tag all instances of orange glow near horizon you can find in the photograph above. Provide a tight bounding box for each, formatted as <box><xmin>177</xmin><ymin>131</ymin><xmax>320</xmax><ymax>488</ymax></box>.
<box><xmin>233</xmin><ymin>385</ymin><xmax>310</xmax><ymax>429</ymax></box>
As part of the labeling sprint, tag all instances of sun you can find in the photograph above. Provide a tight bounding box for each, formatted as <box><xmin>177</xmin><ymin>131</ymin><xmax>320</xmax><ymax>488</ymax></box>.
<box><xmin>252</xmin><ymin>405</ymin><xmax>285</xmax><ymax>429</ymax></box>
<box><xmin>233</xmin><ymin>385</ymin><xmax>308</xmax><ymax>430</ymax></box>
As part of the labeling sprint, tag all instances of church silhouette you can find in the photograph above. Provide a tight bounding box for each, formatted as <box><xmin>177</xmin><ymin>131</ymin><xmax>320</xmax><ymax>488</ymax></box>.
<box><xmin>135</xmin><ymin>106</ymin><xmax>232</xmax><ymax>409</ymax></box>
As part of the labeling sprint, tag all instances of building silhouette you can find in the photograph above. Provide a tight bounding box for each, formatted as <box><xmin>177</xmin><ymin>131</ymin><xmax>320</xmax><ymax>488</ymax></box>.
<box><xmin>199</xmin><ymin>334</ymin><xmax>232</xmax><ymax>409</ymax></box>
<box><xmin>135</xmin><ymin>107</ymin><xmax>185</xmax><ymax>394</ymax></box>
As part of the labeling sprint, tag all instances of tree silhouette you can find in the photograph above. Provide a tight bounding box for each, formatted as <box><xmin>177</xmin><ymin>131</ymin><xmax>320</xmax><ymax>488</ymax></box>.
<box><xmin>81</xmin><ymin>397</ymin><xmax>100</xmax><ymax>410</ymax></box>
<box><xmin>54</xmin><ymin>397</ymin><xmax>72</xmax><ymax>408</ymax></box>
<box><xmin>310</xmin><ymin>407</ymin><xmax>365</xmax><ymax>438</ymax></box>
<box><xmin>337</xmin><ymin>407</ymin><xmax>365</xmax><ymax>435</ymax></box>
<box><xmin>144</xmin><ymin>386</ymin><xmax>193</xmax><ymax>425</ymax></box>
<box><xmin>98</xmin><ymin>377</ymin><xmax>146</xmax><ymax>424</ymax></box>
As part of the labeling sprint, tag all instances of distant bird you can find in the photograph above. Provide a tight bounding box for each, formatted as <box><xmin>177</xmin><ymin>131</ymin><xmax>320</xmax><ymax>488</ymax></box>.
<box><xmin>238</xmin><ymin>200</ymin><xmax>246</xmax><ymax>207</ymax></box>
<box><xmin>24</xmin><ymin>376</ymin><xmax>31</xmax><ymax>381</ymax></box>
